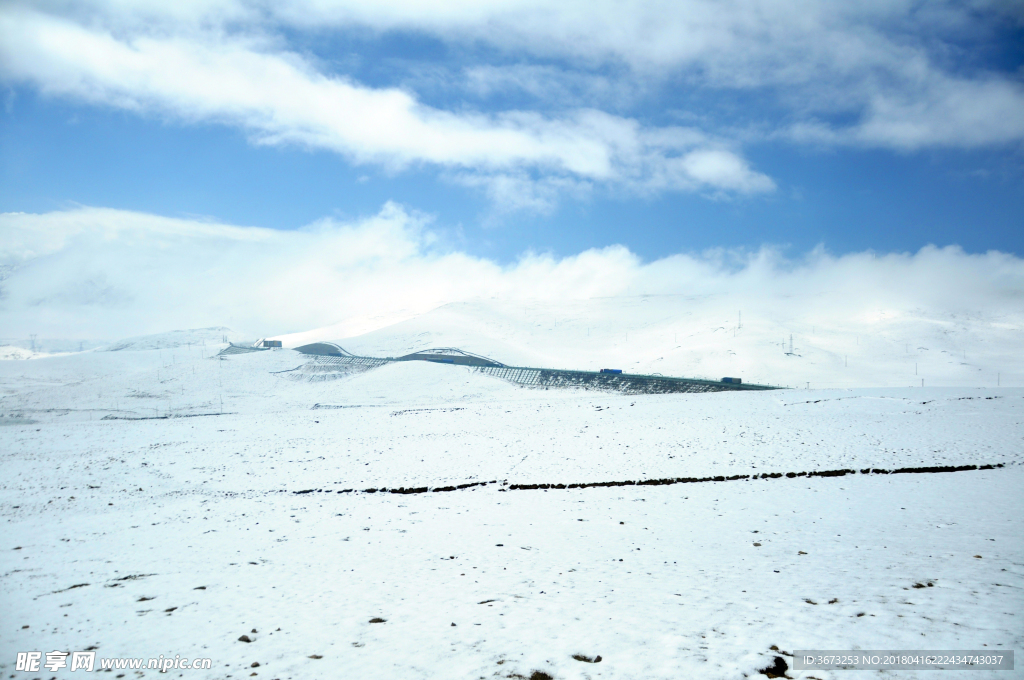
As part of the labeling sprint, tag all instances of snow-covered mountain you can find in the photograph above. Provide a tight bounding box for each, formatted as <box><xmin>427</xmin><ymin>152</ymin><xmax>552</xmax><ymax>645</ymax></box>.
<box><xmin>103</xmin><ymin>326</ymin><xmax>243</xmax><ymax>352</ymax></box>
<box><xmin>276</xmin><ymin>295</ymin><xmax>1023</xmax><ymax>388</ymax></box>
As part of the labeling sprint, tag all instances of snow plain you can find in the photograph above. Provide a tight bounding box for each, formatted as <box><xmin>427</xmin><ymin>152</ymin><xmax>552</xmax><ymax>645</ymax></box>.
<box><xmin>1</xmin><ymin>303</ymin><xmax>1022</xmax><ymax>680</ymax></box>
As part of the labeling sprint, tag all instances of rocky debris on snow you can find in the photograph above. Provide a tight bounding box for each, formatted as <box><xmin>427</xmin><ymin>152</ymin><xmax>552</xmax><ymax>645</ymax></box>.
<box><xmin>760</xmin><ymin>655</ymin><xmax>790</xmax><ymax>678</ymax></box>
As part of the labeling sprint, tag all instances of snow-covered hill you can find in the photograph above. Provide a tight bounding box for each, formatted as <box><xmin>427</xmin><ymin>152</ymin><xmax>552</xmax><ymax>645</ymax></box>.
<box><xmin>103</xmin><ymin>327</ymin><xmax>243</xmax><ymax>352</ymax></box>
<box><xmin>0</xmin><ymin>345</ymin><xmax>62</xmax><ymax>361</ymax></box>
<box><xmin>276</xmin><ymin>294</ymin><xmax>1023</xmax><ymax>389</ymax></box>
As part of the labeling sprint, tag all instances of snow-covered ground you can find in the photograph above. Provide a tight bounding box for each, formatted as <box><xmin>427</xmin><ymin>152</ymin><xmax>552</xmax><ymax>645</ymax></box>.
<box><xmin>0</xmin><ymin>346</ymin><xmax>56</xmax><ymax>361</ymax></box>
<box><xmin>1</xmin><ymin>310</ymin><xmax>1022</xmax><ymax>679</ymax></box>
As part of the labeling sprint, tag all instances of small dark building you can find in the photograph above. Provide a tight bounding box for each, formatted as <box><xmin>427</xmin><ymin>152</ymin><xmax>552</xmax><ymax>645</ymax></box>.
<box><xmin>262</xmin><ymin>340</ymin><xmax>283</xmax><ymax>348</ymax></box>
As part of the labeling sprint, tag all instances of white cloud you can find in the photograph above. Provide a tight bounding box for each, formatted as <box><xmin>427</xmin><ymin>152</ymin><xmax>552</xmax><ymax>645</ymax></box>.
<box><xmin>451</xmin><ymin>172</ymin><xmax>591</xmax><ymax>217</ymax></box>
<box><xmin>1</xmin><ymin>0</ymin><xmax>1020</xmax><ymax>216</ymax></box>
<box><xmin>275</xmin><ymin>1</ymin><xmax>1024</xmax><ymax>151</ymax></box>
<box><xmin>23</xmin><ymin>0</ymin><xmax>1020</xmax><ymax>152</ymax></box>
<box><xmin>2</xmin><ymin>206</ymin><xmax>1022</xmax><ymax>342</ymax></box>
<box><xmin>461</xmin><ymin>64</ymin><xmax>642</xmax><ymax>111</ymax></box>
<box><xmin>853</xmin><ymin>75</ymin><xmax>1024</xmax><ymax>150</ymax></box>
<box><xmin>666</xmin><ymin>149</ymin><xmax>776</xmax><ymax>195</ymax></box>
<box><xmin>261</xmin><ymin>0</ymin><xmax>1024</xmax><ymax>151</ymax></box>
<box><xmin>0</xmin><ymin>5</ymin><xmax>774</xmax><ymax>210</ymax></box>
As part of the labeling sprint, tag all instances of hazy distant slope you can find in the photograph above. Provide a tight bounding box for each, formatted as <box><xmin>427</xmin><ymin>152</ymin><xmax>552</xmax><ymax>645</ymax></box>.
<box><xmin>104</xmin><ymin>327</ymin><xmax>243</xmax><ymax>352</ymax></box>
<box><xmin>285</xmin><ymin>295</ymin><xmax>1022</xmax><ymax>388</ymax></box>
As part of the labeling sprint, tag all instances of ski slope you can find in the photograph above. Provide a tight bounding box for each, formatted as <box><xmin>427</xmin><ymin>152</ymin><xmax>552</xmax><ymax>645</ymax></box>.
<box><xmin>1</xmin><ymin>306</ymin><xmax>1022</xmax><ymax>679</ymax></box>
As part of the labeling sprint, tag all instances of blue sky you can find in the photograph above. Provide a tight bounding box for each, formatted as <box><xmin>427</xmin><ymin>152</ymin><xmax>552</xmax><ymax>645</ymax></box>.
<box><xmin>1</xmin><ymin>1</ymin><xmax>1023</xmax><ymax>338</ymax></box>
<box><xmin>3</xmin><ymin>94</ymin><xmax>1021</xmax><ymax>262</ymax></box>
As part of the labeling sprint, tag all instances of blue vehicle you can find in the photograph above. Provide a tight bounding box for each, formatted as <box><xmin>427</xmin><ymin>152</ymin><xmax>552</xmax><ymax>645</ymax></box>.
<box><xmin>721</xmin><ymin>377</ymin><xmax>742</xmax><ymax>384</ymax></box>
<box><xmin>600</xmin><ymin>368</ymin><xmax>623</xmax><ymax>374</ymax></box>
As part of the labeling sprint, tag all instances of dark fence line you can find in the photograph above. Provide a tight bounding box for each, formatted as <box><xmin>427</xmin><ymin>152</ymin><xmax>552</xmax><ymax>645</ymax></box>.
<box><xmin>218</xmin><ymin>344</ymin><xmax>267</xmax><ymax>355</ymax></box>
<box><xmin>287</xmin><ymin>462</ymin><xmax>1005</xmax><ymax>496</ymax></box>
<box><xmin>479</xmin><ymin>366</ymin><xmax>776</xmax><ymax>394</ymax></box>
<box><xmin>262</xmin><ymin>351</ymin><xmax>783</xmax><ymax>393</ymax></box>
<box><xmin>101</xmin><ymin>412</ymin><xmax>234</xmax><ymax>420</ymax></box>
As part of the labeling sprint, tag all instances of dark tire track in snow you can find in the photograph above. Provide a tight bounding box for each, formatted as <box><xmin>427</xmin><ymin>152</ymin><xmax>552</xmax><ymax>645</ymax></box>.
<box><xmin>288</xmin><ymin>462</ymin><xmax>1007</xmax><ymax>496</ymax></box>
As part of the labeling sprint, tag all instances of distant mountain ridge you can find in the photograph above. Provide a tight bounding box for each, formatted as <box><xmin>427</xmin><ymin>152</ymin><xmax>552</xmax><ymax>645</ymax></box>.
<box><xmin>104</xmin><ymin>327</ymin><xmax>241</xmax><ymax>352</ymax></box>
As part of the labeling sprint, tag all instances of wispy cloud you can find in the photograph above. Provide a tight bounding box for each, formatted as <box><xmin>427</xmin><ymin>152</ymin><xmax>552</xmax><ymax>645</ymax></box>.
<box><xmin>2</xmin><ymin>205</ymin><xmax>1022</xmax><ymax>341</ymax></box>
<box><xmin>18</xmin><ymin>0</ymin><xmax>1019</xmax><ymax>148</ymax></box>
<box><xmin>275</xmin><ymin>0</ymin><xmax>1024</xmax><ymax>150</ymax></box>
<box><xmin>0</xmin><ymin>5</ymin><xmax>774</xmax><ymax>212</ymax></box>
<box><xmin>461</xmin><ymin>64</ymin><xmax>644</xmax><ymax>112</ymax></box>
<box><xmin>1</xmin><ymin>1</ymin><xmax>1020</xmax><ymax>214</ymax></box>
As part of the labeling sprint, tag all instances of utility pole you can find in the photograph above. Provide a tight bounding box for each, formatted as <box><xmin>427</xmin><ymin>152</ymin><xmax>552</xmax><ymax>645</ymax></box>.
<box><xmin>29</xmin><ymin>334</ymin><xmax>37</xmax><ymax>353</ymax></box>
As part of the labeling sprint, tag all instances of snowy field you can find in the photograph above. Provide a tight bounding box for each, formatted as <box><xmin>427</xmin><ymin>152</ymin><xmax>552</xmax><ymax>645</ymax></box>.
<box><xmin>1</xmin><ymin>308</ymin><xmax>1022</xmax><ymax>679</ymax></box>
